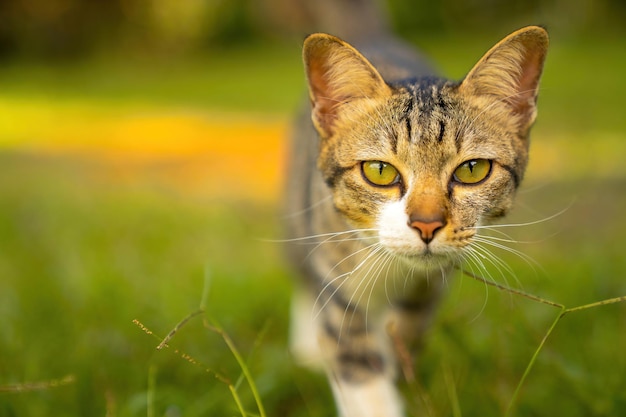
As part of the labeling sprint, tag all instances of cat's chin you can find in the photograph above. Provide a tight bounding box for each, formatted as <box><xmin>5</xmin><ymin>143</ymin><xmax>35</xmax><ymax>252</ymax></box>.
<box><xmin>391</xmin><ymin>249</ymin><xmax>456</xmax><ymax>271</ymax></box>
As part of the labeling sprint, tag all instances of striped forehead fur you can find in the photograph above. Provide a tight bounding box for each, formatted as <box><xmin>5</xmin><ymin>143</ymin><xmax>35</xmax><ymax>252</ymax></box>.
<box><xmin>395</xmin><ymin>78</ymin><xmax>456</xmax><ymax>144</ymax></box>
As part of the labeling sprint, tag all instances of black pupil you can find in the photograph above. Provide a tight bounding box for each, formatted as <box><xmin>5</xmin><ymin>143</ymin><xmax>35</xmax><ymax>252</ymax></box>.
<box><xmin>468</xmin><ymin>160</ymin><xmax>477</xmax><ymax>172</ymax></box>
<box><xmin>378</xmin><ymin>162</ymin><xmax>384</xmax><ymax>175</ymax></box>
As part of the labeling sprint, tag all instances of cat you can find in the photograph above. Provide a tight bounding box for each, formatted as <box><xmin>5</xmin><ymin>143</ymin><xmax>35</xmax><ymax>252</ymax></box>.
<box><xmin>284</xmin><ymin>26</ymin><xmax>548</xmax><ymax>417</ymax></box>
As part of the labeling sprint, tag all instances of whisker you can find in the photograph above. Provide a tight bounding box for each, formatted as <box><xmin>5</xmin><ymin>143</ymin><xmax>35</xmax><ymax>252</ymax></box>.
<box><xmin>467</xmin><ymin>242</ymin><xmax>519</xmax><ymax>289</ymax></box>
<box><xmin>468</xmin><ymin>204</ymin><xmax>571</xmax><ymax>230</ymax></box>
<box><xmin>384</xmin><ymin>258</ymin><xmax>394</xmax><ymax>307</ymax></box>
<box><xmin>459</xmin><ymin>249</ymin><xmax>492</xmax><ymax>319</ymax></box>
<box><xmin>263</xmin><ymin>228</ymin><xmax>378</xmax><ymax>244</ymax></box>
<box><xmin>473</xmin><ymin>232</ymin><xmax>524</xmax><ymax>244</ymax></box>
<box><xmin>313</xmin><ymin>242</ymin><xmax>381</xmax><ymax>320</ymax></box>
<box><xmin>362</xmin><ymin>248</ymin><xmax>395</xmax><ymax>332</ymax></box>
<box><xmin>339</xmin><ymin>245</ymin><xmax>388</xmax><ymax>339</ymax></box>
<box><xmin>282</xmin><ymin>195</ymin><xmax>333</xmax><ymax>219</ymax></box>
<box><xmin>471</xmin><ymin>236</ymin><xmax>542</xmax><ymax>276</ymax></box>
<box><xmin>478</xmin><ymin>225</ymin><xmax>563</xmax><ymax>246</ymax></box>
<box><xmin>384</xmin><ymin>253</ymin><xmax>403</xmax><ymax>305</ymax></box>
<box><xmin>267</xmin><ymin>228</ymin><xmax>379</xmax><ymax>266</ymax></box>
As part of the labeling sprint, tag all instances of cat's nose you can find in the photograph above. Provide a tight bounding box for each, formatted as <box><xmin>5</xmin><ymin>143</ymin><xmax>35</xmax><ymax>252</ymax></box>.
<box><xmin>409</xmin><ymin>218</ymin><xmax>446</xmax><ymax>244</ymax></box>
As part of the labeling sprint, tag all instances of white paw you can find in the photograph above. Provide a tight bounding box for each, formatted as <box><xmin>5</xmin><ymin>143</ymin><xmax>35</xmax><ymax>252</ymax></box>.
<box><xmin>331</xmin><ymin>375</ymin><xmax>404</xmax><ymax>417</ymax></box>
<box><xmin>289</xmin><ymin>290</ymin><xmax>324</xmax><ymax>370</ymax></box>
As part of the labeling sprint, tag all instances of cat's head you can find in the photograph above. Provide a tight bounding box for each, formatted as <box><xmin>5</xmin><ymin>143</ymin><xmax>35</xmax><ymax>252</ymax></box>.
<box><xmin>303</xmin><ymin>27</ymin><xmax>548</xmax><ymax>268</ymax></box>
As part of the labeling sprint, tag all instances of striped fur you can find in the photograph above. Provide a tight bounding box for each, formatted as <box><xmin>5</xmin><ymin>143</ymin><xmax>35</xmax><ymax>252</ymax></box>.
<box><xmin>285</xmin><ymin>27</ymin><xmax>548</xmax><ymax>417</ymax></box>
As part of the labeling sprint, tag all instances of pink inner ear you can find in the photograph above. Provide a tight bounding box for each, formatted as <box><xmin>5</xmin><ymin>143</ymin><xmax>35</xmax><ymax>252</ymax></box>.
<box><xmin>308</xmin><ymin>60</ymin><xmax>329</xmax><ymax>109</ymax></box>
<box><xmin>510</xmin><ymin>46</ymin><xmax>545</xmax><ymax>116</ymax></box>
<box><xmin>307</xmin><ymin>58</ymin><xmax>338</xmax><ymax>134</ymax></box>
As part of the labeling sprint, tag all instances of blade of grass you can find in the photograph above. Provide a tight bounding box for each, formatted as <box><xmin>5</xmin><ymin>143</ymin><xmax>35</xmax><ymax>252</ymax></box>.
<box><xmin>563</xmin><ymin>295</ymin><xmax>626</xmax><ymax>315</ymax></box>
<box><xmin>504</xmin><ymin>307</ymin><xmax>565</xmax><ymax>417</ymax></box>
<box><xmin>133</xmin><ymin>317</ymin><xmax>256</xmax><ymax>416</ymax></box>
<box><xmin>156</xmin><ymin>309</ymin><xmax>204</xmax><ymax>351</ymax></box>
<box><xmin>132</xmin><ymin>318</ymin><xmax>231</xmax><ymax>385</ymax></box>
<box><xmin>443</xmin><ymin>363</ymin><xmax>462</xmax><ymax>417</ymax></box>
<box><xmin>462</xmin><ymin>269</ymin><xmax>626</xmax><ymax>416</ymax></box>
<box><xmin>229</xmin><ymin>384</ymin><xmax>249</xmax><ymax>417</ymax></box>
<box><xmin>147</xmin><ymin>364</ymin><xmax>157</xmax><ymax>417</ymax></box>
<box><xmin>0</xmin><ymin>374</ymin><xmax>75</xmax><ymax>393</ymax></box>
<box><xmin>460</xmin><ymin>268</ymin><xmax>564</xmax><ymax>309</ymax></box>
<box><xmin>200</xmin><ymin>265</ymin><xmax>211</xmax><ymax>312</ymax></box>
<box><xmin>205</xmin><ymin>321</ymin><xmax>268</xmax><ymax>417</ymax></box>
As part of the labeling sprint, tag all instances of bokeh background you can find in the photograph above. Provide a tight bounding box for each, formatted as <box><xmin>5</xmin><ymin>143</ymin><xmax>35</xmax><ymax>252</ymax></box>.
<box><xmin>1</xmin><ymin>0</ymin><xmax>625</xmax><ymax>416</ymax></box>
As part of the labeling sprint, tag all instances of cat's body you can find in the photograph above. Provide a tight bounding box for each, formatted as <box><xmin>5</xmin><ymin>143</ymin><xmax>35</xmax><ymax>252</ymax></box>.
<box><xmin>284</xmin><ymin>25</ymin><xmax>548</xmax><ymax>417</ymax></box>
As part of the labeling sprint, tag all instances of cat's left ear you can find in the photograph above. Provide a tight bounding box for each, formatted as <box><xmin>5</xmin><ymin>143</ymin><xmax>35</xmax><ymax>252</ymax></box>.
<box><xmin>459</xmin><ymin>26</ymin><xmax>549</xmax><ymax>134</ymax></box>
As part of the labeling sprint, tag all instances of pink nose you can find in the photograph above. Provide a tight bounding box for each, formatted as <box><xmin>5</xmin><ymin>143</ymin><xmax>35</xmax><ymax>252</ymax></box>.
<box><xmin>409</xmin><ymin>219</ymin><xmax>445</xmax><ymax>244</ymax></box>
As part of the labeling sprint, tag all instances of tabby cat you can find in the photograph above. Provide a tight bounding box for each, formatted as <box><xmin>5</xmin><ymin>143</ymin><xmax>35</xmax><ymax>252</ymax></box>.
<box><xmin>284</xmin><ymin>26</ymin><xmax>548</xmax><ymax>417</ymax></box>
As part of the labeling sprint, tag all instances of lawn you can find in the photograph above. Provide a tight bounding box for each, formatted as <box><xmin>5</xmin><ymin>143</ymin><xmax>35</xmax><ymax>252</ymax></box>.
<box><xmin>0</xmin><ymin>32</ymin><xmax>625</xmax><ymax>417</ymax></box>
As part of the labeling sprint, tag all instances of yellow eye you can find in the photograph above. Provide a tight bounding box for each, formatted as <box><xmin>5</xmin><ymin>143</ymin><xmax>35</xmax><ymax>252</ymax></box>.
<box><xmin>453</xmin><ymin>159</ymin><xmax>492</xmax><ymax>184</ymax></box>
<box><xmin>361</xmin><ymin>161</ymin><xmax>400</xmax><ymax>186</ymax></box>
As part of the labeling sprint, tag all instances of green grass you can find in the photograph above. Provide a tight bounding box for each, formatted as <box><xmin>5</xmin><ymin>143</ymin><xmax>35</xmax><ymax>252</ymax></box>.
<box><xmin>0</xmin><ymin>153</ymin><xmax>301</xmax><ymax>416</ymax></box>
<box><xmin>0</xmin><ymin>44</ymin><xmax>304</xmax><ymax>114</ymax></box>
<box><xmin>1</xmin><ymin>35</ymin><xmax>626</xmax><ymax>416</ymax></box>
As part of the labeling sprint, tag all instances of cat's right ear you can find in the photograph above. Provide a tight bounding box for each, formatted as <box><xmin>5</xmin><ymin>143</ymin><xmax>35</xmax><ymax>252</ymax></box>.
<box><xmin>303</xmin><ymin>34</ymin><xmax>392</xmax><ymax>138</ymax></box>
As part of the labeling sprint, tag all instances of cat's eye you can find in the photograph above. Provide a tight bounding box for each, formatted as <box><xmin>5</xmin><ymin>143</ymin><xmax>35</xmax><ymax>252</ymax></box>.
<box><xmin>453</xmin><ymin>159</ymin><xmax>492</xmax><ymax>184</ymax></box>
<box><xmin>361</xmin><ymin>161</ymin><xmax>400</xmax><ymax>187</ymax></box>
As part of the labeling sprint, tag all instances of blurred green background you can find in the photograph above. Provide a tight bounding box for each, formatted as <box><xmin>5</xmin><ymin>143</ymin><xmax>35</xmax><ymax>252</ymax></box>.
<box><xmin>1</xmin><ymin>0</ymin><xmax>625</xmax><ymax>416</ymax></box>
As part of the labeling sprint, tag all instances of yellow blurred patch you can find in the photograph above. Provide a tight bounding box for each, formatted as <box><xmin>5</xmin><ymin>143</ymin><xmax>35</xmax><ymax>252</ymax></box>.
<box><xmin>0</xmin><ymin>98</ymin><xmax>289</xmax><ymax>201</ymax></box>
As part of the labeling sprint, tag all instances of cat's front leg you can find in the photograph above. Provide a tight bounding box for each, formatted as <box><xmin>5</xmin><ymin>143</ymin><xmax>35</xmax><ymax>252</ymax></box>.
<box><xmin>318</xmin><ymin>308</ymin><xmax>405</xmax><ymax>417</ymax></box>
<box><xmin>329</xmin><ymin>372</ymin><xmax>404</xmax><ymax>417</ymax></box>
